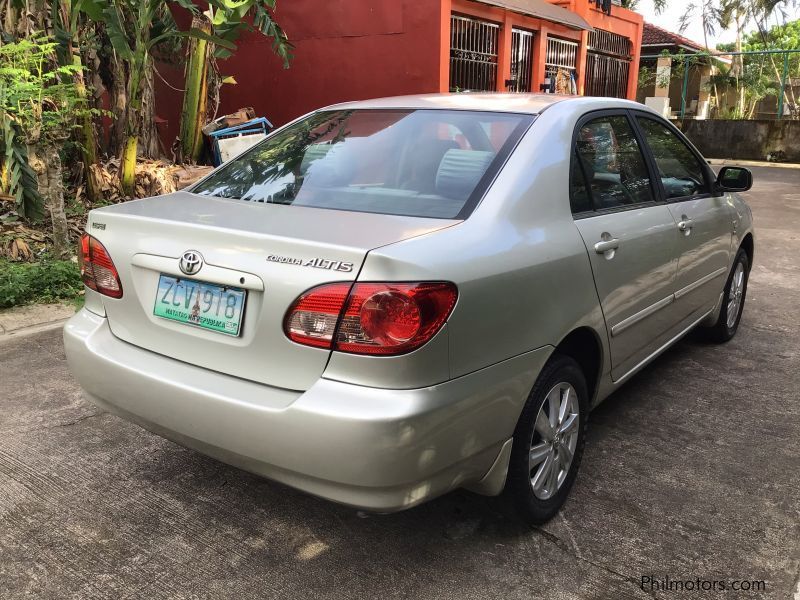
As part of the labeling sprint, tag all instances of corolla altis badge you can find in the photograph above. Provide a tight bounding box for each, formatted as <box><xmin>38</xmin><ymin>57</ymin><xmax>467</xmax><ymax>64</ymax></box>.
<box><xmin>267</xmin><ymin>254</ymin><xmax>354</xmax><ymax>273</ymax></box>
<box><xmin>179</xmin><ymin>250</ymin><xmax>204</xmax><ymax>276</ymax></box>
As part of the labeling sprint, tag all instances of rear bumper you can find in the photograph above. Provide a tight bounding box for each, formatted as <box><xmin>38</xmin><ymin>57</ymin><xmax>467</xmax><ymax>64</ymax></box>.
<box><xmin>63</xmin><ymin>308</ymin><xmax>550</xmax><ymax>511</ymax></box>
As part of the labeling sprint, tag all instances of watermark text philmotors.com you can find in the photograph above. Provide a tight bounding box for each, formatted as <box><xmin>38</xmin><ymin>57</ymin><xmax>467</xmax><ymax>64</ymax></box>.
<box><xmin>641</xmin><ymin>575</ymin><xmax>766</xmax><ymax>593</ymax></box>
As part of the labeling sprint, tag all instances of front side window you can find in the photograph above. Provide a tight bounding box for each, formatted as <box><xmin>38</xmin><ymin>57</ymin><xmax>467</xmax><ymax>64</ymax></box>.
<box><xmin>636</xmin><ymin>117</ymin><xmax>709</xmax><ymax>199</ymax></box>
<box><xmin>573</xmin><ymin>115</ymin><xmax>655</xmax><ymax>210</ymax></box>
<box><xmin>193</xmin><ymin>109</ymin><xmax>532</xmax><ymax>219</ymax></box>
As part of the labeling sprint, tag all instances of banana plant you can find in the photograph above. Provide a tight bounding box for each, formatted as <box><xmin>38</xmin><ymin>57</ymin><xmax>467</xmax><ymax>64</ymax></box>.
<box><xmin>78</xmin><ymin>0</ymin><xmax>241</xmax><ymax>196</ymax></box>
<box><xmin>0</xmin><ymin>111</ymin><xmax>43</xmax><ymax>222</ymax></box>
<box><xmin>2</xmin><ymin>0</ymin><xmax>104</xmax><ymax>203</ymax></box>
<box><xmin>179</xmin><ymin>0</ymin><xmax>293</xmax><ymax>164</ymax></box>
<box><xmin>52</xmin><ymin>0</ymin><xmax>103</xmax><ymax>202</ymax></box>
<box><xmin>0</xmin><ymin>35</ymin><xmax>87</xmax><ymax>254</ymax></box>
<box><xmin>179</xmin><ymin>12</ymin><xmax>213</xmax><ymax>164</ymax></box>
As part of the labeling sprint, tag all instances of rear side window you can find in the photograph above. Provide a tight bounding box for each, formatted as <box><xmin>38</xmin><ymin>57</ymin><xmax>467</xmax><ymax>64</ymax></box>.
<box><xmin>573</xmin><ymin>115</ymin><xmax>655</xmax><ymax>210</ymax></box>
<box><xmin>636</xmin><ymin>117</ymin><xmax>709</xmax><ymax>199</ymax></box>
<box><xmin>193</xmin><ymin>109</ymin><xmax>532</xmax><ymax>219</ymax></box>
<box><xmin>569</xmin><ymin>149</ymin><xmax>593</xmax><ymax>214</ymax></box>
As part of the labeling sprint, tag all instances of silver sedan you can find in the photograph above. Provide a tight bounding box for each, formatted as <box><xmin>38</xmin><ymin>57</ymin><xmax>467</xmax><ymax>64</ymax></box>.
<box><xmin>64</xmin><ymin>94</ymin><xmax>754</xmax><ymax>523</ymax></box>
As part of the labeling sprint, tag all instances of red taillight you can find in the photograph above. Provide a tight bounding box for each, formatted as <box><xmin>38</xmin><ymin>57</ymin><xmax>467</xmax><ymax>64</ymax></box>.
<box><xmin>284</xmin><ymin>282</ymin><xmax>457</xmax><ymax>356</ymax></box>
<box><xmin>284</xmin><ymin>282</ymin><xmax>351</xmax><ymax>348</ymax></box>
<box><xmin>78</xmin><ymin>233</ymin><xmax>123</xmax><ymax>298</ymax></box>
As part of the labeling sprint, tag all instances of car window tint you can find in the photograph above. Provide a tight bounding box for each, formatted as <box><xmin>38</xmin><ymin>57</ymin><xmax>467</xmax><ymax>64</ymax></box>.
<box><xmin>636</xmin><ymin>117</ymin><xmax>709</xmax><ymax>199</ymax></box>
<box><xmin>192</xmin><ymin>109</ymin><xmax>532</xmax><ymax>219</ymax></box>
<box><xmin>569</xmin><ymin>149</ymin><xmax>593</xmax><ymax>214</ymax></box>
<box><xmin>575</xmin><ymin>115</ymin><xmax>654</xmax><ymax>210</ymax></box>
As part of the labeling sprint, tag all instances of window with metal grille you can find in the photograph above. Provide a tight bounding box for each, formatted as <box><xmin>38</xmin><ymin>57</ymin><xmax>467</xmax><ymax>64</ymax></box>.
<box><xmin>585</xmin><ymin>29</ymin><xmax>631</xmax><ymax>99</ymax></box>
<box><xmin>449</xmin><ymin>14</ymin><xmax>499</xmax><ymax>92</ymax></box>
<box><xmin>509</xmin><ymin>28</ymin><xmax>534</xmax><ymax>92</ymax></box>
<box><xmin>544</xmin><ymin>37</ymin><xmax>578</xmax><ymax>94</ymax></box>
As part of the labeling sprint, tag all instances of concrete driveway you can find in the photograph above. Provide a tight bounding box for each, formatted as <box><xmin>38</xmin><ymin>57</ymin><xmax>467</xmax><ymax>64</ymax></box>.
<box><xmin>1</xmin><ymin>166</ymin><xmax>798</xmax><ymax>599</ymax></box>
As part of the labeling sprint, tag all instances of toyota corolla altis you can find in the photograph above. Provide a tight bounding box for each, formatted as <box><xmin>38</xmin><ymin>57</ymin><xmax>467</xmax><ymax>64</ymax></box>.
<box><xmin>64</xmin><ymin>94</ymin><xmax>754</xmax><ymax>523</ymax></box>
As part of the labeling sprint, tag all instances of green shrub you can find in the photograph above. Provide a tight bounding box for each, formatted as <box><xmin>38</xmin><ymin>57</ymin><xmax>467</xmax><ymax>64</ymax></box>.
<box><xmin>0</xmin><ymin>259</ymin><xmax>83</xmax><ymax>308</ymax></box>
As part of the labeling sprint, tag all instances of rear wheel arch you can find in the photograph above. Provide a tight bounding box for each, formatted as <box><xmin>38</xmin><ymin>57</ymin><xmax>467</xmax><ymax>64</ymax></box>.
<box><xmin>552</xmin><ymin>327</ymin><xmax>603</xmax><ymax>404</ymax></box>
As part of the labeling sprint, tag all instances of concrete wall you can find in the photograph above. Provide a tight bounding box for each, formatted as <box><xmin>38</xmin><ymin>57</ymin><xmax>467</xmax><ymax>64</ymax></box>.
<box><xmin>637</xmin><ymin>64</ymin><xmax>705</xmax><ymax>115</ymax></box>
<box><xmin>677</xmin><ymin>119</ymin><xmax>800</xmax><ymax>162</ymax></box>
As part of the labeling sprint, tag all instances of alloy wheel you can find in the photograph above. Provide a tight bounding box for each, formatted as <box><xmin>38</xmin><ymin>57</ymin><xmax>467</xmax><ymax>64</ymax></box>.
<box><xmin>727</xmin><ymin>262</ymin><xmax>746</xmax><ymax>330</ymax></box>
<box><xmin>528</xmin><ymin>382</ymin><xmax>580</xmax><ymax>500</ymax></box>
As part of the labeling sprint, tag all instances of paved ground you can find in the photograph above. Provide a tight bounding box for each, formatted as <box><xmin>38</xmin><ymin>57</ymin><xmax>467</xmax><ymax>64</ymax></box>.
<box><xmin>0</xmin><ymin>302</ymin><xmax>75</xmax><ymax>339</ymax></box>
<box><xmin>1</xmin><ymin>166</ymin><xmax>798</xmax><ymax>600</ymax></box>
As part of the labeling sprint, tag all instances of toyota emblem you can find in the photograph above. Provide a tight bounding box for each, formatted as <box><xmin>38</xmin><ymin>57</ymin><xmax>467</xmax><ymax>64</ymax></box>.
<box><xmin>179</xmin><ymin>250</ymin><xmax>204</xmax><ymax>276</ymax></box>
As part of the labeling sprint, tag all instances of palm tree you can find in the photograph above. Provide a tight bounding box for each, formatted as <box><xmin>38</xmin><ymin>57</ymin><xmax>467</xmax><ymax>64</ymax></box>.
<box><xmin>679</xmin><ymin>0</ymin><xmax>722</xmax><ymax>53</ymax></box>
<box><xmin>748</xmin><ymin>0</ymin><xmax>796</xmax><ymax>114</ymax></box>
<box><xmin>719</xmin><ymin>0</ymin><xmax>750</xmax><ymax>114</ymax></box>
<box><xmin>678</xmin><ymin>0</ymin><xmax>723</xmax><ymax>114</ymax></box>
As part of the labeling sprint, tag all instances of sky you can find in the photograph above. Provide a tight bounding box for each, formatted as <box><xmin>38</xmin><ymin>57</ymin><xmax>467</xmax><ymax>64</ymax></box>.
<box><xmin>635</xmin><ymin>1</ymin><xmax>800</xmax><ymax>48</ymax></box>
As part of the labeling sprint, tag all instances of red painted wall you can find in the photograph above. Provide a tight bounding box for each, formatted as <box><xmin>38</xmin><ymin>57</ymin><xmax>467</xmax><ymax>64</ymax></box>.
<box><xmin>155</xmin><ymin>0</ymin><xmax>443</xmax><ymax>147</ymax></box>
<box><xmin>154</xmin><ymin>0</ymin><xmax>643</xmax><ymax>151</ymax></box>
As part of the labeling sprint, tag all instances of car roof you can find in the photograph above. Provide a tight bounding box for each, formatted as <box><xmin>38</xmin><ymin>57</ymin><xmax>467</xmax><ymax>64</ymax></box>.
<box><xmin>321</xmin><ymin>93</ymin><xmax>650</xmax><ymax>116</ymax></box>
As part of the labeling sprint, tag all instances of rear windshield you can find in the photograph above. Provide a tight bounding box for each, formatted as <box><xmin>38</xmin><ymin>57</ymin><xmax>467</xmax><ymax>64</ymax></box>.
<box><xmin>192</xmin><ymin>109</ymin><xmax>532</xmax><ymax>219</ymax></box>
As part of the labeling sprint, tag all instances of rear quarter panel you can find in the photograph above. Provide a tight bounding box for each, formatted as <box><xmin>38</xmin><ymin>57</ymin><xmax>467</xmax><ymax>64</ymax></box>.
<box><xmin>346</xmin><ymin>104</ymin><xmax>609</xmax><ymax>386</ymax></box>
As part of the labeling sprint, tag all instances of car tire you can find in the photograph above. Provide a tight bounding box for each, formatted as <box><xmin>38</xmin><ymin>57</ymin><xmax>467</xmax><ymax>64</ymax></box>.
<box><xmin>505</xmin><ymin>354</ymin><xmax>588</xmax><ymax>525</ymax></box>
<box><xmin>702</xmin><ymin>248</ymin><xmax>750</xmax><ymax>343</ymax></box>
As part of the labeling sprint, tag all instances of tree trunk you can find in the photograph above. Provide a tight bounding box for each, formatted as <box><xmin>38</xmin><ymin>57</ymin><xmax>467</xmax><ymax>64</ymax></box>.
<box><xmin>179</xmin><ymin>14</ymin><xmax>212</xmax><ymax>164</ymax></box>
<box><xmin>733</xmin><ymin>14</ymin><xmax>745</xmax><ymax>117</ymax></box>
<box><xmin>70</xmin><ymin>49</ymin><xmax>102</xmax><ymax>202</ymax></box>
<box><xmin>57</xmin><ymin>0</ymin><xmax>101</xmax><ymax>200</ymax></box>
<box><xmin>30</xmin><ymin>143</ymin><xmax>69</xmax><ymax>258</ymax></box>
<box><xmin>2</xmin><ymin>0</ymin><xmax>18</xmax><ymax>35</ymax></box>
<box><xmin>120</xmin><ymin>135</ymin><xmax>137</xmax><ymax>196</ymax></box>
<box><xmin>701</xmin><ymin>26</ymin><xmax>719</xmax><ymax>117</ymax></box>
<box><xmin>138</xmin><ymin>55</ymin><xmax>160</xmax><ymax>159</ymax></box>
<box><xmin>107</xmin><ymin>48</ymin><xmax>157</xmax><ymax>168</ymax></box>
<box><xmin>110</xmin><ymin>53</ymin><xmax>129</xmax><ymax>159</ymax></box>
<box><xmin>119</xmin><ymin>48</ymin><xmax>146</xmax><ymax>197</ymax></box>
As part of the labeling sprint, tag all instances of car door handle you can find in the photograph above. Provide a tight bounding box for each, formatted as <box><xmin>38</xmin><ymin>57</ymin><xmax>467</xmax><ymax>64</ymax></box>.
<box><xmin>678</xmin><ymin>218</ymin><xmax>694</xmax><ymax>231</ymax></box>
<box><xmin>594</xmin><ymin>238</ymin><xmax>620</xmax><ymax>254</ymax></box>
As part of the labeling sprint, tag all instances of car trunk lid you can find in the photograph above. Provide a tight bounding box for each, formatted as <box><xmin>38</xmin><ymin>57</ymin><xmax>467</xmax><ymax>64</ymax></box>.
<box><xmin>88</xmin><ymin>192</ymin><xmax>457</xmax><ymax>390</ymax></box>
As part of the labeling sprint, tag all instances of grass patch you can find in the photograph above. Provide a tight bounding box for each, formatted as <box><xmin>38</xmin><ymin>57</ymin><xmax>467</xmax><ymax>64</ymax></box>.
<box><xmin>0</xmin><ymin>258</ymin><xmax>83</xmax><ymax>309</ymax></box>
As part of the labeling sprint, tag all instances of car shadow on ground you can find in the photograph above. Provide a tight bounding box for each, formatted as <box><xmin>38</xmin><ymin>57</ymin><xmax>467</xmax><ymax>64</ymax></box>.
<box><xmin>132</xmin><ymin>331</ymin><xmax>704</xmax><ymax>550</ymax></box>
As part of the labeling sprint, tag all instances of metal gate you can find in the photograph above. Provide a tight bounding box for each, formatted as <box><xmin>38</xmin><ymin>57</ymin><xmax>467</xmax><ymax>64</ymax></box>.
<box><xmin>585</xmin><ymin>29</ymin><xmax>631</xmax><ymax>98</ymax></box>
<box><xmin>544</xmin><ymin>37</ymin><xmax>578</xmax><ymax>94</ymax></box>
<box><xmin>449</xmin><ymin>14</ymin><xmax>499</xmax><ymax>92</ymax></box>
<box><xmin>509</xmin><ymin>28</ymin><xmax>534</xmax><ymax>92</ymax></box>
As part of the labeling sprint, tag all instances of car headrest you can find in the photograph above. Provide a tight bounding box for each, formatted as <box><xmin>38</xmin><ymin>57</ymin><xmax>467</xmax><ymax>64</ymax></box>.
<box><xmin>402</xmin><ymin>139</ymin><xmax>460</xmax><ymax>193</ymax></box>
<box><xmin>300</xmin><ymin>144</ymin><xmax>334</xmax><ymax>175</ymax></box>
<box><xmin>435</xmin><ymin>149</ymin><xmax>495</xmax><ymax>199</ymax></box>
<box><xmin>302</xmin><ymin>140</ymin><xmax>367</xmax><ymax>187</ymax></box>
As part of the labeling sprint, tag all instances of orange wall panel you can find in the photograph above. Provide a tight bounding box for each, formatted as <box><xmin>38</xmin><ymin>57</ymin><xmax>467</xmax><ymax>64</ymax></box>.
<box><xmin>579</xmin><ymin>3</ymin><xmax>644</xmax><ymax>99</ymax></box>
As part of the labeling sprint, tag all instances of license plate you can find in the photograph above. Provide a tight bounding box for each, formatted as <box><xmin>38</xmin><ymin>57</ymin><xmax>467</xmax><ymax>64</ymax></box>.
<box><xmin>153</xmin><ymin>274</ymin><xmax>246</xmax><ymax>336</ymax></box>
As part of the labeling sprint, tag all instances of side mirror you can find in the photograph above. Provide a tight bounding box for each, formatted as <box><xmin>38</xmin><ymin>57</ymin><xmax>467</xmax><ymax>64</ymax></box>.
<box><xmin>716</xmin><ymin>166</ymin><xmax>753</xmax><ymax>192</ymax></box>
